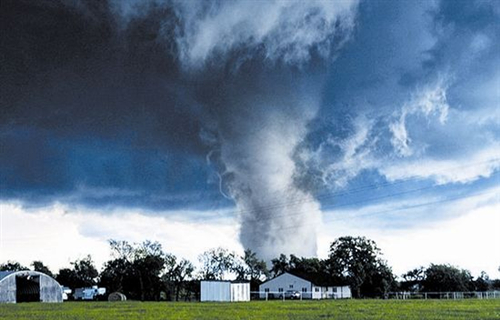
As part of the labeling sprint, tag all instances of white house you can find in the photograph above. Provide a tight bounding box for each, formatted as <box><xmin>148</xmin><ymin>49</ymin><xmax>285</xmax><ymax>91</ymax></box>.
<box><xmin>259</xmin><ymin>272</ymin><xmax>351</xmax><ymax>300</ymax></box>
<box><xmin>200</xmin><ymin>281</ymin><xmax>250</xmax><ymax>302</ymax></box>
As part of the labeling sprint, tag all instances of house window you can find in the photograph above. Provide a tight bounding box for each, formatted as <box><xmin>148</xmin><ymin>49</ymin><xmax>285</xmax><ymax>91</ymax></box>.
<box><xmin>278</xmin><ymin>288</ymin><xmax>283</xmax><ymax>292</ymax></box>
<box><xmin>264</xmin><ymin>288</ymin><xmax>269</xmax><ymax>293</ymax></box>
<box><xmin>302</xmin><ymin>288</ymin><xmax>307</xmax><ymax>292</ymax></box>
<box><xmin>289</xmin><ymin>285</ymin><xmax>293</xmax><ymax>289</ymax></box>
<box><xmin>314</xmin><ymin>288</ymin><xmax>319</xmax><ymax>292</ymax></box>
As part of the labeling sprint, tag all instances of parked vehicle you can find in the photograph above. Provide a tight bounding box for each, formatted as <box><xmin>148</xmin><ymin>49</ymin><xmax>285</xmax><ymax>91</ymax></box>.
<box><xmin>74</xmin><ymin>286</ymin><xmax>106</xmax><ymax>301</ymax></box>
<box><xmin>61</xmin><ymin>286</ymin><xmax>72</xmax><ymax>300</ymax></box>
<box><xmin>282</xmin><ymin>290</ymin><xmax>301</xmax><ymax>300</ymax></box>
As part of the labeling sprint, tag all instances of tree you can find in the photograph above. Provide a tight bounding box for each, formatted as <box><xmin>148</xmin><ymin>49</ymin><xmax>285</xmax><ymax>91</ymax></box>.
<box><xmin>100</xmin><ymin>240</ymin><xmax>136</xmax><ymax>297</ymax></box>
<box><xmin>288</xmin><ymin>255</ymin><xmax>329</xmax><ymax>285</ymax></box>
<box><xmin>400</xmin><ymin>267</ymin><xmax>425</xmax><ymax>292</ymax></box>
<box><xmin>361</xmin><ymin>261</ymin><xmax>395</xmax><ymax>297</ymax></box>
<box><xmin>163</xmin><ymin>256</ymin><xmax>194</xmax><ymax>301</ymax></box>
<box><xmin>0</xmin><ymin>261</ymin><xmax>29</xmax><ymax>271</ymax></box>
<box><xmin>56</xmin><ymin>268</ymin><xmax>80</xmax><ymax>290</ymax></box>
<box><xmin>31</xmin><ymin>261</ymin><xmax>54</xmax><ymax>277</ymax></box>
<box><xmin>132</xmin><ymin>241</ymin><xmax>166</xmax><ymax>301</ymax></box>
<box><xmin>99</xmin><ymin>257</ymin><xmax>133</xmax><ymax>296</ymax></box>
<box><xmin>72</xmin><ymin>255</ymin><xmax>99</xmax><ymax>287</ymax></box>
<box><xmin>269</xmin><ymin>254</ymin><xmax>332</xmax><ymax>289</ymax></box>
<box><xmin>270</xmin><ymin>254</ymin><xmax>290</xmax><ymax>277</ymax></box>
<box><xmin>328</xmin><ymin>236</ymin><xmax>395</xmax><ymax>298</ymax></box>
<box><xmin>422</xmin><ymin>264</ymin><xmax>473</xmax><ymax>292</ymax></box>
<box><xmin>56</xmin><ymin>255</ymin><xmax>98</xmax><ymax>290</ymax></box>
<box><xmin>100</xmin><ymin>240</ymin><xmax>167</xmax><ymax>301</ymax></box>
<box><xmin>198</xmin><ymin>247</ymin><xmax>236</xmax><ymax>280</ymax></box>
<box><xmin>402</xmin><ymin>267</ymin><xmax>425</xmax><ymax>282</ymax></box>
<box><xmin>492</xmin><ymin>279</ymin><xmax>500</xmax><ymax>290</ymax></box>
<box><xmin>233</xmin><ymin>249</ymin><xmax>269</xmax><ymax>291</ymax></box>
<box><xmin>474</xmin><ymin>271</ymin><xmax>490</xmax><ymax>291</ymax></box>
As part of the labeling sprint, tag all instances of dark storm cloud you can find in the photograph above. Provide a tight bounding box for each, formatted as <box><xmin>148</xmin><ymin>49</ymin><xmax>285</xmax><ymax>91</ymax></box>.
<box><xmin>0</xmin><ymin>0</ymin><xmax>222</xmax><ymax>209</ymax></box>
<box><xmin>1</xmin><ymin>0</ymin><xmax>360</xmax><ymax>259</ymax></box>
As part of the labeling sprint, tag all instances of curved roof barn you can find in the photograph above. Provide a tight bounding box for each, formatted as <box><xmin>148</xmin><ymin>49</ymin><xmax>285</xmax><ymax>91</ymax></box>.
<box><xmin>0</xmin><ymin>271</ymin><xmax>63</xmax><ymax>303</ymax></box>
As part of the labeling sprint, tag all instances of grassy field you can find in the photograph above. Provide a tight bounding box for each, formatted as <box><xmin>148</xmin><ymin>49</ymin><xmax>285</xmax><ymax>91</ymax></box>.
<box><xmin>1</xmin><ymin>299</ymin><xmax>499</xmax><ymax>320</ymax></box>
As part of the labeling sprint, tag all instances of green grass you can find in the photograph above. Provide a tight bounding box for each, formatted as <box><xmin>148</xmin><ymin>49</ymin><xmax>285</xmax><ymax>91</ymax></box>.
<box><xmin>1</xmin><ymin>299</ymin><xmax>499</xmax><ymax>320</ymax></box>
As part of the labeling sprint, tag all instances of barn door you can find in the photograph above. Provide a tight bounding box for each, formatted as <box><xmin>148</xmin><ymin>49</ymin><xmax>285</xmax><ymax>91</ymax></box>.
<box><xmin>16</xmin><ymin>275</ymin><xmax>40</xmax><ymax>302</ymax></box>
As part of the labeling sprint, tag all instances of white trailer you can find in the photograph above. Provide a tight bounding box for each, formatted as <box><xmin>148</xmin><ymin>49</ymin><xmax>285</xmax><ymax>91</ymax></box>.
<box><xmin>74</xmin><ymin>286</ymin><xmax>106</xmax><ymax>300</ymax></box>
<box><xmin>200</xmin><ymin>281</ymin><xmax>250</xmax><ymax>302</ymax></box>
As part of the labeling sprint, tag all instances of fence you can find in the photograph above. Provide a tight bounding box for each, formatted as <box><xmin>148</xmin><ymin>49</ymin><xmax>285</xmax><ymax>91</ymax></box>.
<box><xmin>387</xmin><ymin>291</ymin><xmax>500</xmax><ymax>300</ymax></box>
<box><xmin>249</xmin><ymin>291</ymin><xmax>350</xmax><ymax>301</ymax></box>
<box><xmin>249</xmin><ymin>291</ymin><xmax>500</xmax><ymax>301</ymax></box>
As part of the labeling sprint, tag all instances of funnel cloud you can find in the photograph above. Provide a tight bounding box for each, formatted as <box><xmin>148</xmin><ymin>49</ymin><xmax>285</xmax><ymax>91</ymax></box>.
<box><xmin>198</xmin><ymin>68</ymin><xmax>326</xmax><ymax>259</ymax></box>
<box><xmin>162</xmin><ymin>0</ymin><xmax>359</xmax><ymax>258</ymax></box>
<box><xmin>112</xmin><ymin>0</ymin><xmax>359</xmax><ymax>258</ymax></box>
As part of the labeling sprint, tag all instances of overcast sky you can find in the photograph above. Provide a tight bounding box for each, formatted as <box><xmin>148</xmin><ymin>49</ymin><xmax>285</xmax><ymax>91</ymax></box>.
<box><xmin>1</xmin><ymin>0</ymin><xmax>499</xmax><ymax>277</ymax></box>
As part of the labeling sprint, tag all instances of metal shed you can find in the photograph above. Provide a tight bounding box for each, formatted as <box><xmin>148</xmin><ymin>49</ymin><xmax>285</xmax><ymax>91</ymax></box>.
<box><xmin>200</xmin><ymin>281</ymin><xmax>250</xmax><ymax>302</ymax></box>
<box><xmin>0</xmin><ymin>270</ymin><xmax>63</xmax><ymax>303</ymax></box>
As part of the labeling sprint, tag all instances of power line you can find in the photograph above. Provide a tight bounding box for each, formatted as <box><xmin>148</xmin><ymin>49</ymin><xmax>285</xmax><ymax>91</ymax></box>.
<box><xmin>215</xmin><ymin>158</ymin><xmax>500</xmax><ymax>220</ymax></box>
<box><xmin>249</xmin><ymin>188</ymin><xmax>499</xmax><ymax>249</ymax></box>
<box><xmin>244</xmin><ymin>184</ymin><xmax>440</xmax><ymax>223</ymax></box>
<box><xmin>2</xmin><ymin>159</ymin><xmax>498</xmax><ymax>243</ymax></box>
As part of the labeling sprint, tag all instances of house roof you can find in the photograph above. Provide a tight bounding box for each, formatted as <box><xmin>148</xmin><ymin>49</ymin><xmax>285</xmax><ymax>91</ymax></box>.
<box><xmin>201</xmin><ymin>280</ymin><xmax>250</xmax><ymax>284</ymax></box>
<box><xmin>259</xmin><ymin>272</ymin><xmax>315</xmax><ymax>286</ymax></box>
<box><xmin>260</xmin><ymin>272</ymin><xmax>349</xmax><ymax>287</ymax></box>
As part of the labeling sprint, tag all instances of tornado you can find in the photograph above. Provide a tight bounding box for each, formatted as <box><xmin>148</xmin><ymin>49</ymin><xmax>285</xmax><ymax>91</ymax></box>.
<box><xmin>111</xmin><ymin>0</ymin><xmax>359</xmax><ymax>259</ymax></box>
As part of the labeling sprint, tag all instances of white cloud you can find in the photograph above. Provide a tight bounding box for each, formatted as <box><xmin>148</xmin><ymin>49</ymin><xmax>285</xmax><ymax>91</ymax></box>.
<box><xmin>2</xmin><ymin>186</ymin><xmax>499</xmax><ymax>279</ymax></box>
<box><xmin>389</xmin><ymin>116</ymin><xmax>413</xmax><ymax>157</ymax></box>
<box><xmin>0</xmin><ymin>203</ymin><xmax>241</xmax><ymax>272</ymax></box>
<box><xmin>303</xmin><ymin>78</ymin><xmax>492</xmax><ymax>192</ymax></box>
<box><xmin>380</xmin><ymin>63</ymin><xmax>500</xmax><ymax>184</ymax></box>
<box><xmin>380</xmin><ymin>144</ymin><xmax>500</xmax><ymax>184</ymax></box>
<box><xmin>172</xmin><ymin>0</ymin><xmax>359</xmax><ymax>68</ymax></box>
<box><xmin>390</xmin><ymin>80</ymin><xmax>450</xmax><ymax>157</ymax></box>
<box><xmin>109</xmin><ymin>0</ymin><xmax>359</xmax><ymax>68</ymax></box>
<box><xmin>459</xmin><ymin>68</ymin><xmax>500</xmax><ymax>126</ymax></box>
<box><xmin>301</xmin><ymin>115</ymin><xmax>378</xmax><ymax>189</ymax></box>
<box><xmin>322</xmin><ymin>116</ymin><xmax>377</xmax><ymax>188</ymax></box>
<box><xmin>318</xmin><ymin>186</ymin><xmax>500</xmax><ymax>277</ymax></box>
<box><xmin>470</xmin><ymin>33</ymin><xmax>492</xmax><ymax>55</ymax></box>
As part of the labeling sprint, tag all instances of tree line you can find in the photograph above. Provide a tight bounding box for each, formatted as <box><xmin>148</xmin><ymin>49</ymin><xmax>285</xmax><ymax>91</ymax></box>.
<box><xmin>1</xmin><ymin>236</ymin><xmax>499</xmax><ymax>300</ymax></box>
